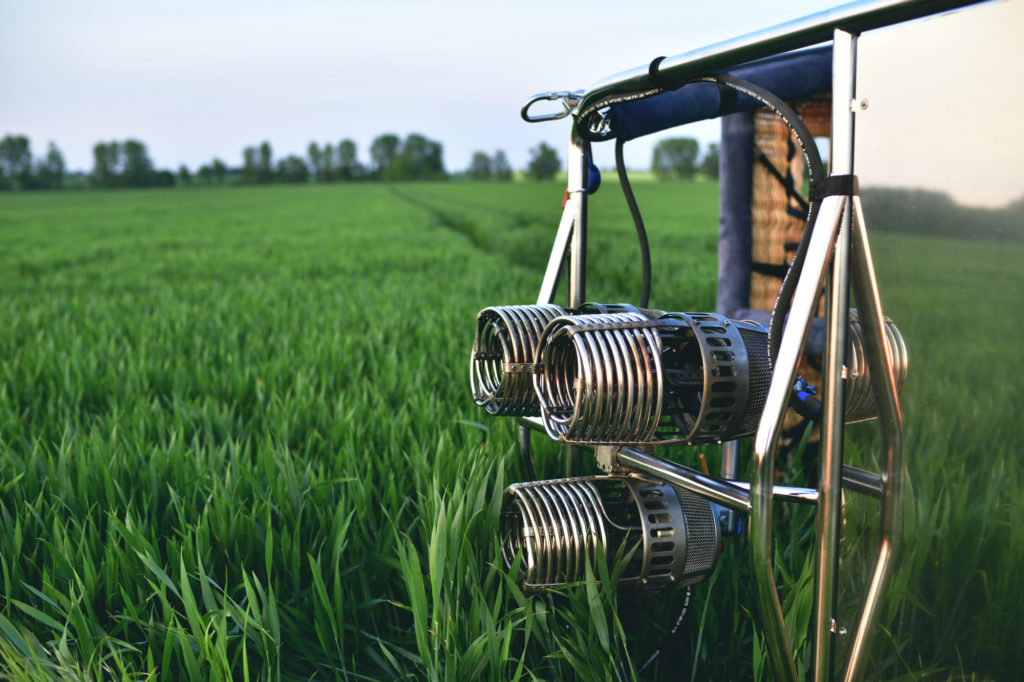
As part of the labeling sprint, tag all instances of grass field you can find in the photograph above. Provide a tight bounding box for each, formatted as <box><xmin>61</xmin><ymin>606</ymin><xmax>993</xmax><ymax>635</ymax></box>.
<box><xmin>0</xmin><ymin>182</ymin><xmax>1021</xmax><ymax>680</ymax></box>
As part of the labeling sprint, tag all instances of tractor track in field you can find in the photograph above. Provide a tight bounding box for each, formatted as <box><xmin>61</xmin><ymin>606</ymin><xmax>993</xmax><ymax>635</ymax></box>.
<box><xmin>387</xmin><ymin>185</ymin><xmax>540</xmax><ymax>270</ymax></box>
<box><xmin>386</xmin><ymin>185</ymin><xmax>493</xmax><ymax>252</ymax></box>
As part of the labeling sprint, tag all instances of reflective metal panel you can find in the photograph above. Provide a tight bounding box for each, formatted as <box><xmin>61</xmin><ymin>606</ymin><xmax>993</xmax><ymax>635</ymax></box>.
<box><xmin>848</xmin><ymin>1</ymin><xmax>1024</xmax><ymax>676</ymax></box>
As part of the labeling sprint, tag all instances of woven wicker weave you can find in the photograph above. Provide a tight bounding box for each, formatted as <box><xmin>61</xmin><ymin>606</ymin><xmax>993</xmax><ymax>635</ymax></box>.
<box><xmin>795</xmin><ymin>93</ymin><xmax>832</xmax><ymax>138</ymax></box>
<box><xmin>749</xmin><ymin>94</ymin><xmax>831</xmax><ymax>435</ymax></box>
<box><xmin>750</xmin><ymin>110</ymin><xmax>811</xmax><ymax>311</ymax></box>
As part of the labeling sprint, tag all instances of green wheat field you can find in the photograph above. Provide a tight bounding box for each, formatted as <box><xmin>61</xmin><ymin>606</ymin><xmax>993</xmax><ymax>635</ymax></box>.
<box><xmin>1</xmin><ymin>182</ymin><xmax>1021</xmax><ymax>680</ymax></box>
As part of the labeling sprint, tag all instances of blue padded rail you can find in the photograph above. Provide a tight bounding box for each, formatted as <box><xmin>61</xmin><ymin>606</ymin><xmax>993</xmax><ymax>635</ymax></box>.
<box><xmin>609</xmin><ymin>46</ymin><xmax>831</xmax><ymax>141</ymax></box>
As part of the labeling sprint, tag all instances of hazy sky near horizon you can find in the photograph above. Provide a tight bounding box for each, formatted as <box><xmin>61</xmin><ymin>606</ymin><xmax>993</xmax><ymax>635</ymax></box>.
<box><xmin>1</xmin><ymin>1</ymin><xmax>841</xmax><ymax>174</ymax></box>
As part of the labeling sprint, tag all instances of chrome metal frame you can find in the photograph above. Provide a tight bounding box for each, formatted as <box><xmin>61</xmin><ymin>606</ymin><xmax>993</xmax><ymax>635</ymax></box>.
<box><xmin>514</xmin><ymin>1</ymin><xmax>983</xmax><ymax>678</ymax></box>
<box><xmin>745</xmin><ymin>28</ymin><xmax>906</xmax><ymax>682</ymax></box>
<box><xmin>842</xmin><ymin>196</ymin><xmax>904</xmax><ymax>682</ymax></box>
<box><xmin>813</xmin><ymin>30</ymin><xmax>856</xmax><ymax>682</ymax></box>
<box><xmin>576</xmin><ymin>0</ymin><xmax>980</xmax><ymax>117</ymax></box>
<box><xmin>526</xmin><ymin>129</ymin><xmax>591</xmax><ymax>477</ymax></box>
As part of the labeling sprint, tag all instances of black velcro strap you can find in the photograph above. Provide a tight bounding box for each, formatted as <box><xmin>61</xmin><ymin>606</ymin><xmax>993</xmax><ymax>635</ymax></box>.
<box><xmin>751</xmin><ymin>261</ymin><xmax>791</xmax><ymax>278</ymax></box>
<box><xmin>811</xmin><ymin>174</ymin><xmax>859</xmax><ymax>201</ymax></box>
<box><xmin>648</xmin><ymin>56</ymin><xmax>668</xmax><ymax>88</ymax></box>
<box><xmin>753</xmin><ymin>145</ymin><xmax>810</xmax><ymax>214</ymax></box>
<box><xmin>715</xmin><ymin>82</ymin><xmax>738</xmax><ymax>117</ymax></box>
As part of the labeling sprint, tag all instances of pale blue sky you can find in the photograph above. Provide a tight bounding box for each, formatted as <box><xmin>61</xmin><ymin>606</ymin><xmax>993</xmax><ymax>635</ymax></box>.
<box><xmin>1</xmin><ymin>1</ymin><xmax>838</xmax><ymax>174</ymax></box>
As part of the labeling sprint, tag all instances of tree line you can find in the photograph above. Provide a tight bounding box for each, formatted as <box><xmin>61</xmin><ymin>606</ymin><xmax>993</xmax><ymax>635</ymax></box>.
<box><xmin>651</xmin><ymin>138</ymin><xmax>719</xmax><ymax>180</ymax></box>
<box><xmin>0</xmin><ymin>135</ymin><xmax>66</xmax><ymax>190</ymax></box>
<box><xmin>1</xmin><ymin>132</ymin><xmax>717</xmax><ymax>191</ymax></box>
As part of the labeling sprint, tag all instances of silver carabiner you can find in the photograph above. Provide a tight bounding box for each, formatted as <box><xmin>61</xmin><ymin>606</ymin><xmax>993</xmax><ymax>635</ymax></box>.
<box><xmin>521</xmin><ymin>90</ymin><xmax>585</xmax><ymax>123</ymax></box>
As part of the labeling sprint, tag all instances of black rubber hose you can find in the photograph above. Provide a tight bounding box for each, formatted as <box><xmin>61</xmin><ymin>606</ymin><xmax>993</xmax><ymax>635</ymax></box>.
<box><xmin>582</xmin><ymin>73</ymin><xmax>825</xmax><ymax>368</ymax></box>
<box><xmin>689</xmin><ymin>74</ymin><xmax>825</xmax><ymax>369</ymax></box>
<box><xmin>615</xmin><ymin>137</ymin><xmax>652</xmax><ymax>308</ymax></box>
<box><xmin>771</xmin><ymin>198</ymin><xmax>821</xmax><ymax>366</ymax></box>
<box><xmin>636</xmin><ymin>584</ymin><xmax>693</xmax><ymax>676</ymax></box>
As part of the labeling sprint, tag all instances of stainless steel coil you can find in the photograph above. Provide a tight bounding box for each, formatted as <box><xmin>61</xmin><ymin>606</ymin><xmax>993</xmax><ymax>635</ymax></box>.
<box><xmin>470</xmin><ymin>304</ymin><xmax>566</xmax><ymax>416</ymax></box>
<box><xmin>533</xmin><ymin>311</ymin><xmax>770</xmax><ymax>446</ymax></box>
<box><xmin>501</xmin><ymin>476</ymin><xmax>720</xmax><ymax>592</ymax></box>
<box><xmin>473</xmin><ymin>301</ymin><xmax>907</xmax><ymax>439</ymax></box>
<box><xmin>533</xmin><ymin>312</ymin><xmax>666</xmax><ymax>443</ymax></box>
<box><xmin>844</xmin><ymin>312</ymin><xmax>909</xmax><ymax>422</ymax></box>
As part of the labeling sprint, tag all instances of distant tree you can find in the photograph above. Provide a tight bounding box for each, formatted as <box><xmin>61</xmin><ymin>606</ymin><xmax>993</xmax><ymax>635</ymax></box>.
<box><xmin>211</xmin><ymin>158</ymin><xmax>227</xmax><ymax>184</ymax></box>
<box><xmin>467</xmin><ymin>151</ymin><xmax>492</xmax><ymax>180</ymax></box>
<box><xmin>92</xmin><ymin>141</ymin><xmax>121</xmax><ymax>188</ymax></box>
<box><xmin>388</xmin><ymin>133</ymin><xmax>445</xmax><ymax>181</ymax></box>
<box><xmin>177</xmin><ymin>164</ymin><xmax>192</xmax><ymax>186</ymax></box>
<box><xmin>241</xmin><ymin>142</ymin><xmax>274</xmax><ymax>184</ymax></box>
<box><xmin>92</xmin><ymin>143</ymin><xmax>110</xmax><ymax>187</ymax></box>
<box><xmin>276</xmin><ymin>155</ymin><xmax>309</xmax><ymax>183</ymax></box>
<box><xmin>526</xmin><ymin>142</ymin><xmax>560</xmax><ymax>181</ymax></box>
<box><xmin>151</xmin><ymin>169</ymin><xmax>175</xmax><ymax>187</ymax></box>
<box><xmin>121</xmin><ymin>139</ymin><xmax>154</xmax><ymax>187</ymax></box>
<box><xmin>701</xmin><ymin>142</ymin><xmax>720</xmax><ymax>180</ymax></box>
<box><xmin>35</xmin><ymin>142</ymin><xmax>65</xmax><ymax>190</ymax></box>
<box><xmin>370</xmin><ymin>134</ymin><xmax>400</xmax><ymax>179</ymax></box>
<box><xmin>0</xmin><ymin>134</ymin><xmax>33</xmax><ymax>190</ymax></box>
<box><xmin>322</xmin><ymin>143</ymin><xmax>336</xmax><ymax>182</ymax></box>
<box><xmin>258</xmin><ymin>141</ymin><xmax>273</xmax><ymax>183</ymax></box>
<box><xmin>651</xmin><ymin>137</ymin><xmax>699</xmax><ymax>180</ymax></box>
<box><xmin>308</xmin><ymin>142</ymin><xmax>323</xmax><ymax>182</ymax></box>
<box><xmin>242</xmin><ymin>146</ymin><xmax>260</xmax><ymax>183</ymax></box>
<box><xmin>492</xmin><ymin>149</ymin><xmax>513</xmax><ymax>181</ymax></box>
<box><xmin>307</xmin><ymin>142</ymin><xmax>335</xmax><ymax>183</ymax></box>
<box><xmin>89</xmin><ymin>139</ymin><xmax>164</xmax><ymax>188</ymax></box>
<box><xmin>197</xmin><ymin>164</ymin><xmax>213</xmax><ymax>185</ymax></box>
<box><xmin>337</xmin><ymin>139</ymin><xmax>362</xmax><ymax>180</ymax></box>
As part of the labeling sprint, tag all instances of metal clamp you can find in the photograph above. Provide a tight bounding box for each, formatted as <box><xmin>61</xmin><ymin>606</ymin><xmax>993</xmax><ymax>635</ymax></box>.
<box><xmin>521</xmin><ymin>90</ymin><xmax>585</xmax><ymax>122</ymax></box>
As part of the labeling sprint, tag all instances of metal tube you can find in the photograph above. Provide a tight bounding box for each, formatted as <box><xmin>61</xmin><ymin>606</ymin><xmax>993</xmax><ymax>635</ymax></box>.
<box><xmin>842</xmin><ymin>195</ymin><xmax>904</xmax><ymax>682</ymax></box>
<box><xmin>750</xmin><ymin>193</ymin><xmax>845</xmax><ymax>682</ymax></box>
<box><xmin>567</xmin><ymin>133</ymin><xmax>588</xmax><ymax>308</ymax></box>
<box><xmin>577</xmin><ymin>0</ymin><xmax>981</xmax><ymax>115</ymax></box>
<box><xmin>814</xmin><ymin>230</ymin><xmax>849</xmax><ymax>679</ymax></box>
<box><xmin>518</xmin><ymin>424</ymin><xmax>538</xmax><ymax>481</ymax></box>
<box><xmin>512</xmin><ymin>433</ymin><xmax>821</xmax><ymax>509</ymax></box>
<box><xmin>564</xmin><ymin>132</ymin><xmax>590</xmax><ymax>477</ymax></box>
<box><xmin>617</xmin><ymin>447</ymin><xmax>820</xmax><ymax>507</ymax></box>
<box><xmin>728</xmin><ymin>480</ymin><xmax>819</xmax><ymax>505</ymax></box>
<box><xmin>812</xmin><ymin>30</ymin><xmax>856</xmax><ymax>682</ymax></box>
<box><xmin>720</xmin><ymin>440</ymin><xmax>742</xmax><ymax>534</ymax></box>
<box><xmin>721</xmin><ymin>440</ymin><xmax>740</xmax><ymax>480</ymax></box>
<box><xmin>564</xmin><ymin>446</ymin><xmax>583</xmax><ymax>478</ymax></box>
<box><xmin>841</xmin><ymin>465</ymin><xmax>883</xmax><ymax>499</ymax></box>
<box><xmin>614</xmin><ymin>446</ymin><xmax>752</xmax><ymax>512</ymax></box>
<box><xmin>537</xmin><ymin>204</ymin><xmax>574</xmax><ymax>305</ymax></box>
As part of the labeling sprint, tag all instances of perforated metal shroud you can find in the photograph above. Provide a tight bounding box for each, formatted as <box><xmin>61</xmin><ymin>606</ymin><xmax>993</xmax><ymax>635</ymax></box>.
<box><xmin>501</xmin><ymin>476</ymin><xmax>720</xmax><ymax>593</ymax></box>
<box><xmin>533</xmin><ymin>311</ymin><xmax>772</xmax><ymax>447</ymax></box>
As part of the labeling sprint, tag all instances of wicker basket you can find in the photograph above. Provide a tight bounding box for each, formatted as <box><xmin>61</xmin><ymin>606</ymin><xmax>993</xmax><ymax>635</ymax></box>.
<box><xmin>749</xmin><ymin>94</ymin><xmax>831</xmax><ymax>437</ymax></box>
<box><xmin>795</xmin><ymin>93</ymin><xmax>832</xmax><ymax>138</ymax></box>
